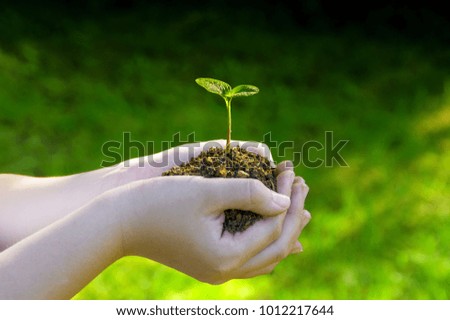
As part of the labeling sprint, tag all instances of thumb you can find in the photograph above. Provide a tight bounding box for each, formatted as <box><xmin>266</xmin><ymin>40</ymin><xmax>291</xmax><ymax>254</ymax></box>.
<box><xmin>203</xmin><ymin>178</ymin><xmax>290</xmax><ymax>217</ymax></box>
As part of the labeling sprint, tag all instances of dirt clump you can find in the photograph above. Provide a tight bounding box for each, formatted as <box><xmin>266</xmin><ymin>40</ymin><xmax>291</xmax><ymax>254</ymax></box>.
<box><xmin>162</xmin><ymin>146</ymin><xmax>277</xmax><ymax>235</ymax></box>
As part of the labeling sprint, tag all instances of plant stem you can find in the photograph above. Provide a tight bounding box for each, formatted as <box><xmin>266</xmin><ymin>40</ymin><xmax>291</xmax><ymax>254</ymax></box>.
<box><xmin>225</xmin><ymin>98</ymin><xmax>232</xmax><ymax>152</ymax></box>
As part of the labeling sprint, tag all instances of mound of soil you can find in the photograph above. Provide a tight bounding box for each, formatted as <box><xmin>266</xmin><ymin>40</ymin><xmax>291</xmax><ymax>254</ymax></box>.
<box><xmin>162</xmin><ymin>146</ymin><xmax>277</xmax><ymax>235</ymax></box>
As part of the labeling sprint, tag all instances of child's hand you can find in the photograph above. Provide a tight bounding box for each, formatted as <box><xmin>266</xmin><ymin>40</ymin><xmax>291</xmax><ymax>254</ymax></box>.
<box><xmin>114</xmin><ymin>139</ymin><xmax>275</xmax><ymax>182</ymax></box>
<box><xmin>105</xmin><ymin>160</ymin><xmax>310</xmax><ymax>284</ymax></box>
<box><xmin>110</xmin><ymin>176</ymin><xmax>289</xmax><ymax>284</ymax></box>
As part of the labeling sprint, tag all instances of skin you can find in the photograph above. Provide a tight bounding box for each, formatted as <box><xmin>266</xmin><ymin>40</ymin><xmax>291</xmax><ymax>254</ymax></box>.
<box><xmin>0</xmin><ymin>140</ymin><xmax>310</xmax><ymax>299</ymax></box>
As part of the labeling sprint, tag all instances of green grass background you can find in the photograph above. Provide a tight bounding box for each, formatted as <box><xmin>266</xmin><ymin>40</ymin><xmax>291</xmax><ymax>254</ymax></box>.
<box><xmin>0</xmin><ymin>3</ymin><xmax>449</xmax><ymax>299</ymax></box>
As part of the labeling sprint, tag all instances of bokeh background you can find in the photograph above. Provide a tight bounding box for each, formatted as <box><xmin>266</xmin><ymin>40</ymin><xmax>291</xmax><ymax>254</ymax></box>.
<box><xmin>0</xmin><ymin>0</ymin><xmax>449</xmax><ymax>299</ymax></box>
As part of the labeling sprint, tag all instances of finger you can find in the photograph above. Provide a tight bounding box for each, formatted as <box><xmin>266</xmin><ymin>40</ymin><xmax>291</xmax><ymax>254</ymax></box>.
<box><xmin>277</xmin><ymin>170</ymin><xmax>295</xmax><ymax>198</ymax></box>
<box><xmin>237</xmin><ymin>141</ymin><xmax>274</xmax><ymax>164</ymax></box>
<box><xmin>237</xmin><ymin>179</ymin><xmax>309</xmax><ymax>273</ymax></box>
<box><xmin>204</xmin><ymin>178</ymin><xmax>290</xmax><ymax>217</ymax></box>
<box><xmin>238</xmin><ymin>242</ymin><xmax>302</xmax><ymax>279</ymax></box>
<box><xmin>222</xmin><ymin>175</ymin><xmax>303</xmax><ymax>265</ymax></box>
<box><xmin>151</xmin><ymin>140</ymin><xmax>274</xmax><ymax>173</ymax></box>
<box><xmin>146</xmin><ymin>140</ymin><xmax>232</xmax><ymax>172</ymax></box>
<box><xmin>201</xmin><ymin>140</ymin><xmax>273</xmax><ymax>162</ymax></box>
<box><xmin>220</xmin><ymin>216</ymin><xmax>284</xmax><ymax>263</ymax></box>
<box><xmin>293</xmin><ymin>176</ymin><xmax>307</xmax><ymax>188</ymax></box>
<box><xmin>239</xmin><ymin>243</ymin><xmax>302</xmax><ymax>278</ymax></box>
<box><xmin>237</xmin><ymin>243</ymin><xmax>302</xmax><ymax>278</ymax></box>
<box><xmin>289</xmin><ymin>210</ymin><xmax>311</xmax><ymax>255</ymax></box>
<box><xmin>271</xmin><ymin>169</ymin><xmax>295</xmax><ymax>232</ymax></box>
<box><xmin>276</xmin><ymin>160</ymin><xmax>294</xmax><ymax>176</ymax></box>
<box><xmin>290</xmin><ymin>240</ymin><xmax>303</xmax><ymax>254</ymax></box>
<box><xmin>301</xmin><ymin>209</ymin><xmax>312</xmax><ymax>230</ymax></box>
<box><xmin>236</xmin><ymin>262</ymin><xmax>278</xmax><ymax>279</ymax></box>
<box><xmin>284</xmin><ymin>180</ymin><xmax>309</xmax><ymax>238</ymax></box>
<box><xmin>219</xmin><ymin>173</ymin><xmax>294</xmax><ymax>260</ymax></box>
<box><xmin>295</xmin><ymin>177</ymin><xmax>310</xmax><ymax>231</ymax></box>
<box><xmin>144</xmin><ymin>141</ymin><xmax>210</xmax><ymax>172</ymax></box>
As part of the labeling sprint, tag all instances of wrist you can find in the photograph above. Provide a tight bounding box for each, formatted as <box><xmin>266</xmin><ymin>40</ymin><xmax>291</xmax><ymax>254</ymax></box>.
<box><xmin>89</xmin><ymin>190</ymin><xmax>128</xmax><ymax>260</ymax></box>
<box><xmin>109</xmin><ymin>179</ymin><xmax>160</xmax><ymax>258</ymax></box>
<box><xmin>102</xmin><ymin>159</ymin><xmax>162</xmax><ymax>188</ymax></box>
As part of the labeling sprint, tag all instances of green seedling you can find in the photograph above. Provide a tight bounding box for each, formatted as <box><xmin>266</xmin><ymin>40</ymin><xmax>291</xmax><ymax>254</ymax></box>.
<box><xmin>195</xmin><ymin>77</ymin><xmax>259</xmax><ymax>152</ymax></box>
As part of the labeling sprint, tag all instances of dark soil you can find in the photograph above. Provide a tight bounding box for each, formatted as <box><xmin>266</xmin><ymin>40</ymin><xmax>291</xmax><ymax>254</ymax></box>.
<box><xmin>162</xmin><ymin>146</ymin><xmax>277</xmax><ymax>235</ymax></box>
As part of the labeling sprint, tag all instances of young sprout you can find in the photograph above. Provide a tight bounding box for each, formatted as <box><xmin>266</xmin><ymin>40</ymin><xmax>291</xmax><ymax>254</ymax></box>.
<box><xmin>195</xmin><ymin>77</ymin><xmax>259</xmax><ymax>152</ymax></box>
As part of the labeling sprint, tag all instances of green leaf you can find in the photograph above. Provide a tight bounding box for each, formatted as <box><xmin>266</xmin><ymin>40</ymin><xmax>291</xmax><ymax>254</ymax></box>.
<box><xmin>195</xmin><ymin>78</ymin><xmax>232</xmax><ymax>97</ymax></box>
<box><xmin>228</xmin><ymin>84</ymin><xmax>259</xmax><ymax>98</ymax></box>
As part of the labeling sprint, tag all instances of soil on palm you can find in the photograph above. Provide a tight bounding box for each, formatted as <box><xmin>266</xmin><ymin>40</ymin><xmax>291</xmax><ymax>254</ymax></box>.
<box><xmin>162</xmin><ymin>146</ymin><xmax>277</xmax><ymax>235</ymax></box>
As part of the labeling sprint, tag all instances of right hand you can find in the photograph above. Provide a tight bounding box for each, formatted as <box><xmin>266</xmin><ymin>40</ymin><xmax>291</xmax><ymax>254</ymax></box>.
<box><xmin>103</xmin><ymin>158</ymin><xmax>310</xmax><ymax>284</ymax></box>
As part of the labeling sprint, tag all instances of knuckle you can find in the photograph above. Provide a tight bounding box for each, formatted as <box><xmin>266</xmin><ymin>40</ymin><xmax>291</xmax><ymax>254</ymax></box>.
<box><xmin>294</xmin><ymin>176</ymin><xmax>305</xmax><ymax>185</ymax></box>
<box><xmin>303</xmin><ymin>210</ymin><xmax>312</xmax><ymax>221</ymax></box>
<box><xmin>273</xmin><ymin>249</ymin><xmax>286</xmax><ymax>264</ymax></box>
<box><xmin>197</xmin><ymin>258</ymin><xmax>234</xmax><ymax>285</ymax></box>
<box><xmin>304</xmin><ymin>184</ymin><xmax>310</xmax><ymax>194</ymax></box>
<box><xmin>273</xmin><ymin>245</ymin><xmax>290</xmax><ymax>263</ymax></box>
<box><xmin>208</xmin><ymin>264</ymin><xmax>233</xmax><ymax>284</ymax></box>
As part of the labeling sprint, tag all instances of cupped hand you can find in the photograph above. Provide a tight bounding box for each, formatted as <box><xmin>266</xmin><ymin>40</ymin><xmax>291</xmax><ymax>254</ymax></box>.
<box><xmin>113</xmin><ymin>139</ymin><xmax>274</xmax><ymax>183</ymax></box>
<box><xmin>105</xmin><ymin>159</ymin><xmax>310</xmax><ymax>284</ymax></box>
<box><xmin>106</xmin><ymin>175</ymin><xmax>289</xmax><ymax>284</ymax></box>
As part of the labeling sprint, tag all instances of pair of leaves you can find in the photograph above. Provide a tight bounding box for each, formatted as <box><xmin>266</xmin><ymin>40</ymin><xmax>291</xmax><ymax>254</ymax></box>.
<box><xmin>195</xmin><ymin>78</ymin><xmax>259</xmax><ymax>100</ymax></box>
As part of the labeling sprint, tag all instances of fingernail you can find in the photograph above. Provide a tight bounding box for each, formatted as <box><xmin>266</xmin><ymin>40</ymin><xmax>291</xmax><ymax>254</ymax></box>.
<box><xmin>285</xmin><ymin>160</ymin><xmax>294</xmax><ymax>170</ymax></box>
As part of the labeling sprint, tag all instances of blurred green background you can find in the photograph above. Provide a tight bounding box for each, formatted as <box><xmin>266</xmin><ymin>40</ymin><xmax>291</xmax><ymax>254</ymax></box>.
<box><xmin>0</xmin><ymin>1</ymin><xmax>449</xmax><ymax>299</ymax></box>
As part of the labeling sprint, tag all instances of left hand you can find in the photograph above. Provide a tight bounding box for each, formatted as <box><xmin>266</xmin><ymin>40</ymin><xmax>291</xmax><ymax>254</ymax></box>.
<box><xmin>111</xmin><ymin>139</ymin><xmax>274</xmax><ymax>184</ymax></box>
